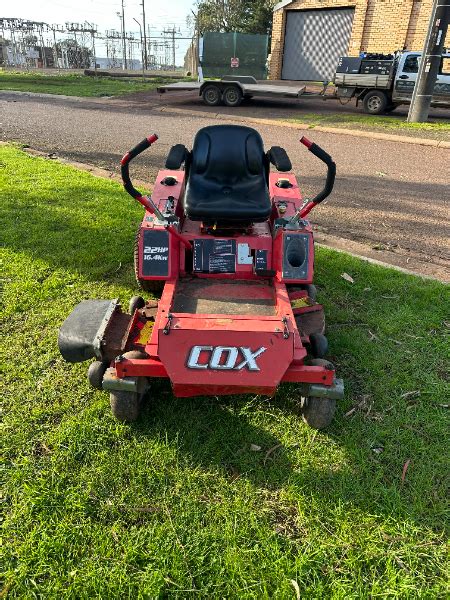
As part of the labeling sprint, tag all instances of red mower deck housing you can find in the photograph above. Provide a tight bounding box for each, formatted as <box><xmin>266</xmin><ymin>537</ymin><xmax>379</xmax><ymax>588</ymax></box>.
<box><xmin>58</xmin><ymin>125</ymin><xmax>344</xmax><ymax>428</ymax></box>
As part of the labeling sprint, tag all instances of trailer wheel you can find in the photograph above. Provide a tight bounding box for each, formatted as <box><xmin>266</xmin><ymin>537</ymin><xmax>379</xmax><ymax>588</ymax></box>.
<box><xmin>222</xmin><ymin>85</ymin><xmax>242</xmax><ymax>107</ymax></box>
<box><xmin>202</xmin><ymin>84</ymin><xmax>222</xmax><ymax>106</ymax></box>
<box><xmin>134</xmin><ymin>227</ymin><xmax>165</xmax><ymax>294</ymax></box>
<box><xmin>363</xmin><ymin>90</ymin><xmax>388</xmax><ymax>114</ymax></box>
<box><xmin>87</xmin><ymin>360</ymin><xmax>108</xmax><ymax>390</ymax></box>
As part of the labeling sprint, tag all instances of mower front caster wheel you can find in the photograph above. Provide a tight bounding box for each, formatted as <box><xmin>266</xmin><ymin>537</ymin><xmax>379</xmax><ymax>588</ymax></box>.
<box><xmin>87</xmin><ymin>361</ymin><xmax>108</xmax><ymax>390</ymax></box>
<box><xmin>110</xmin><ymin>390</ymin><xmax>142</xmax><ymax>422</ymax></box>
<box><xmin>301</xmin><ymin>396</ymin><xmax>336</xmax><ymax>430</ymax></box>
<box><xmin>301</xmin><ymin>358</ymin><xmax>337</xmax><ymax>429</ymax></box>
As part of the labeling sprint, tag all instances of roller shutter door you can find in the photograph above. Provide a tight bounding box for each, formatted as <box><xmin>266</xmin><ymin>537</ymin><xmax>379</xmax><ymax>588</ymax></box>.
<box><xmin>282</xmin><ymin>9</ymin><xmax>355</xmax><ymax>81</ymax></box>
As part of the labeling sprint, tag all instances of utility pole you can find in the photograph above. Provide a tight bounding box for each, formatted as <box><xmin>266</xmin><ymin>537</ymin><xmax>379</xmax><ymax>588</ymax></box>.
<box><xmin>119</xmin><ymin>0</ymin><xmax>127</xmax><ymax>70</ymax></box>
<box><xmin>133</xmin><ymin>17</ymin><xmax>145</xmax><ymax>78</ymax></box>
<box><xmin>163</xmin><ymin>26</ymin><xmax>179</xmax><ymax>70</ymax></box>
<box><xmin>407</xmin><ymin>0</ymin><xmax>450</xmax><ymax>122</ymax></box>
<box><xmin>141</xmin><ymin>0</ymin><xmax>148</xmax><ymax>70</ymax></box>
<box><xmin>191</xmin><ymin>10</ymin><xmax>200</xmax><ymax>78</ymax></box>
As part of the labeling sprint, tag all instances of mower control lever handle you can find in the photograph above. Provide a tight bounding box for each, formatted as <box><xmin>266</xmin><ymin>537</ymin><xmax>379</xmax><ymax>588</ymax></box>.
<box><xmin>298</xmin><ymin>136</ymin><xmax>336</xmax><ymax>219</ymax></box>
<box><xmin>120</xmin><ymin>134</ymin><xmax>159</xmax><ymax>212</ymax></box>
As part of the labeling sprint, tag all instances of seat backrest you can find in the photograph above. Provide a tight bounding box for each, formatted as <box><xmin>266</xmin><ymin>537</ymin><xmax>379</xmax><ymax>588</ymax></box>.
<box><xmin>184</xmin><ymin>125</ymin><xmax>272</xmax><ymax>223</ymax></box>
<box><xmin>190</xmin><ymin>125</ymin><xmax>267</xmax><ymax>184</ymax></box>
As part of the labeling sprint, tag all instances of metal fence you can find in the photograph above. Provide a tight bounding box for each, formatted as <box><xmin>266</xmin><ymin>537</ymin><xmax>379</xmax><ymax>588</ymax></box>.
<box><xmin>201</xmin><ymin>32</ymin><xmax>268</xmax><ymax>79</ymax></box>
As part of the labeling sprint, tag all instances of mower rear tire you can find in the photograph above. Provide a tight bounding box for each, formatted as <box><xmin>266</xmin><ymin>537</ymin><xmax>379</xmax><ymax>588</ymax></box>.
<box><xmin>309</xmin><ymin>332</ymin><xmax>329</xmax><ymax>358</ymax></box>
<box><xmin>301</xmin><ymin>396</ymin><xmax>336</xmax><ymax>430</ymax></box>
<box><xmin>110</xmin><ymin>390</ymin><xmax>142</xmax><ymax>422</ymax></box>
<box><xmin>129</xmin><ymin>295</ymin><xmax>145</xmax><ymax>314</ymax></box>
<box><xmin>134</xmin><ymin>228</ymin><xmax>165</xmax><ymax>294</ymax></box>
<box><xmin>222</xmin><ymin>85</ymin><xmax>243</xmax><ymax>107</ymax></box>
<box><xmin>88</xmin><ymin>361</ymin><xmax>108</xmax><ymax>390</ymax></box>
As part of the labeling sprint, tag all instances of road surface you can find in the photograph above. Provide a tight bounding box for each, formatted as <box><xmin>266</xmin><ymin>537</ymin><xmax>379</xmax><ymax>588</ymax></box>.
<box><xmin>1</xmin><ymin>91</ymin><xmax>449</xmax><ymax>280</ymax></box>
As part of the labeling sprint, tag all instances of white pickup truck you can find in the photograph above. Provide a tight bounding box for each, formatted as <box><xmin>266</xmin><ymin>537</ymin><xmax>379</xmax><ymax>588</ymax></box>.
<box><xmin>334</xmin><ymin>51</ymin><xmax>450</xmax><ymax>114</ymax></box>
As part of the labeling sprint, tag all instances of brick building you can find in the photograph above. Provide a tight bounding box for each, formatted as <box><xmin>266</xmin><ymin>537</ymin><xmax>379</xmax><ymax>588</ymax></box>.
<box><xmin>269</xmin><ymin>0</ymin><xmax>449</xmax><ymax>80</ymax></box>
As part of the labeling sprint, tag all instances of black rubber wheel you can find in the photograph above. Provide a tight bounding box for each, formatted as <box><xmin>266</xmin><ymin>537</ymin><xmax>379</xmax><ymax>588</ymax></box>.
<box><xmin>134</xmin><ymin>227</ymin><xmax>165</xmax><ymax>294</ymax></box>
<box><xmin>110</xmin><ymin>390</ymin><xmax>141</xmax><ymax>422</ymax></box>
<box><xmin>363</xmin><ymin>90</ymin><xmax>388</xmax><ymax>115</ymax></box>
<box><xmin>302</xmin><ymin>358</ymin><xmax>336</xmax><ymax>429</ymax></box>
<box><xmin>301</xmin><ymin>396</ymin><xmax>336</xmax><ymax>430</ymax></box>
<box><xmin>129</xmin><ymin>295</ymin><xmax>145</xmax><ymax>314</ymax></box>
<box><xmin>202</xmin><ymin>84</ymin><xmax>222</xmax><ymax>106</ymax></box>
<box><xmin>287</xmin><ymin>284</ymin><xmax>317</xmax><ymax>301</ymax></box>
<box><xmin>222</xmin><ymin>85</ymin><xmax>243</xmax><ymax>107</ymax></box>
<box><xmin>109</xmin><ymin>351</ymin><xmax>149</xmax><ymax>422</ymax></box>
<box><xmin>87</xmin><ymin>361</ymin><xmax>108</xmax><ymax>390</ymax></box>
<box><xmin>309</xmin><ymin>333</ymin><xmax>329</xmax><ymax>358</ymax></box>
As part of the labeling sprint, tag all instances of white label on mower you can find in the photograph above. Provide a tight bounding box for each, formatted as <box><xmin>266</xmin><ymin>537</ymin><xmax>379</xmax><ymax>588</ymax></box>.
<box><xmin>186</xmin><ymin>346</ymin><xmax>266</xmax><ymax>371</ymax></box>
<box><xmin>144</xmin><ymin>246</ymin><xmax>169</xmax><ymax>261</ymax></box>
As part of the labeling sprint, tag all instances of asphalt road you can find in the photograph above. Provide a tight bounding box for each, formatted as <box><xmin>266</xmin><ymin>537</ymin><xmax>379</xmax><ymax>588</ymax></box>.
<box><xmin>1</xmin><ymin>91</ymin><xmax>449</xmax><ymax>280</ymax></box>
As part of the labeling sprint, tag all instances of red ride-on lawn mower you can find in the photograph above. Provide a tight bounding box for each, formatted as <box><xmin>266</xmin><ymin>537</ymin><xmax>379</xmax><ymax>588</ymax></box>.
<box><xmin>58</xmin><ymin>125</ymin><xmax>344</xmax><ymax>429</ymax></box>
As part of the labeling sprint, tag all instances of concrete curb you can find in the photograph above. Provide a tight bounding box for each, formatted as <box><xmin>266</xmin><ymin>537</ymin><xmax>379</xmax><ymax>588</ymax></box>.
<box><xmin>0</xmin><ymin>89</ymin><xmax>102</xmax><ymax>102</ymax></box>
<box><xmin>158</xmin><ymin>106</ymin><xmax>450</xmax><ymax>148</ymax></box>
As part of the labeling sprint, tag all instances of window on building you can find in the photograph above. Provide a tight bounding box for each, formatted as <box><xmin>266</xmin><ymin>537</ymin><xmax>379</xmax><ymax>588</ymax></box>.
<box><xmin>403</xmin><ymin>55</ymin><xmax>419</xmax><ymax>73</ymax></box>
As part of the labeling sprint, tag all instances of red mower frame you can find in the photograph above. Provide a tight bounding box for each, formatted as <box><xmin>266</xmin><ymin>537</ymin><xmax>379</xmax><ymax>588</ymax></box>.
<box><xmin>58</xmin><ymin>125</ymin><xmax>344</xmax><ymax>429</ymax></box>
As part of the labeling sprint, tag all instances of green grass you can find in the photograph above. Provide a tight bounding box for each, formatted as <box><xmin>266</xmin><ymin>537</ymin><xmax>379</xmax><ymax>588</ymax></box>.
<box><xmin>287</xmin><ymin>112</ymin><xmax>450</xmax><ymax>134</ymax></box>
<box><xmin>0</xmin><ymin>70</ymin><xmax>184</xmax><ymax>97</ymax></box>
<box><xmin>1</xmin><ymin>145</ymin><xmax>449</xmax><ymax>598</ymax></box>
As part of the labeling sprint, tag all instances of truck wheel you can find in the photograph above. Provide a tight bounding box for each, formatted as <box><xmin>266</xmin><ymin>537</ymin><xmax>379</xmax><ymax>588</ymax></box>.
<box><xmin>222</xmin><ymin>85</ymin><xmax>242</xmax><ymax>107</ymax></box>
<box><xmin>134</xmin><ymin>227</ymin><xmax>165</xmax><ymax>294</ymax></box>
<box><xmin>202</xmin><ymin>84</ymin><xmax>222</xmax><ymax>106</ymax></box>
<box><xmin>363</xmin><ymin>90</ymin><xmax>388</xmax><ymax>114</ymax></box>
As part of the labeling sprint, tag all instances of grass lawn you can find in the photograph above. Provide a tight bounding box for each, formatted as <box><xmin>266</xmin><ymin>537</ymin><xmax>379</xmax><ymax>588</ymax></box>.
<box><xmin>0</xmin><ymin>71</ymin><xmax>183</xmax><ymax>97</ymax></box>
<box><xmin>286</xmin><ymin>113</ymin><xmax>450</xmax><ymax>138</ymax></box>
<box><xmin>1</xmin><ymin>145</ymin><xmax>449</xmax><ymax>598</ymax></box>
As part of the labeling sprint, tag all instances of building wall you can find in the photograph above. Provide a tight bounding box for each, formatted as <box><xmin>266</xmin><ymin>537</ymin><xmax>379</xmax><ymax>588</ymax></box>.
<box><xmin>269</xmin><ymin>0</ymin><xmax>449</xmax><ymax>79</ymax></box>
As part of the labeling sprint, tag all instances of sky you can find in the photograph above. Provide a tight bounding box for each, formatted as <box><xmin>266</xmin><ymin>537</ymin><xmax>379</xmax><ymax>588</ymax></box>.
<box><xmin>6</xmin><ymin>0</ymin><xmax>196</xmax><ymax>65</ymax></box>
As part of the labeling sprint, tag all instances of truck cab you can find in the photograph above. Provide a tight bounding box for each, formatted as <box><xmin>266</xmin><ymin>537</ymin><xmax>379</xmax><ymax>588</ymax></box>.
<box><xmin>393</xmin><ymin>51</ymin><xmax>450</xmax><ymax>107</ymax></box>
<box><xmin>334</xmin><ymin>50</ymin><xmax>450</xmax><ymax>114</ymax></box>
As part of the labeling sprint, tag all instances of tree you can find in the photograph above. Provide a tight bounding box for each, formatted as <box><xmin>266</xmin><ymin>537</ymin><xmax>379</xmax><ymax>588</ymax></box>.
<box><xmin>194</xmin><ymin>0</ymin><xmax>276</xmax><ymax>36</ymax></box>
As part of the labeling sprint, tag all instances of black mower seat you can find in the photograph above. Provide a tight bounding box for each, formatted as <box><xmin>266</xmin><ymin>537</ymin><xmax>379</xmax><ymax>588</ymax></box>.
<box><xmin>184</xmin><ymin>125</ymin><xmax>271</xmax><ymax>223</ymax></box>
